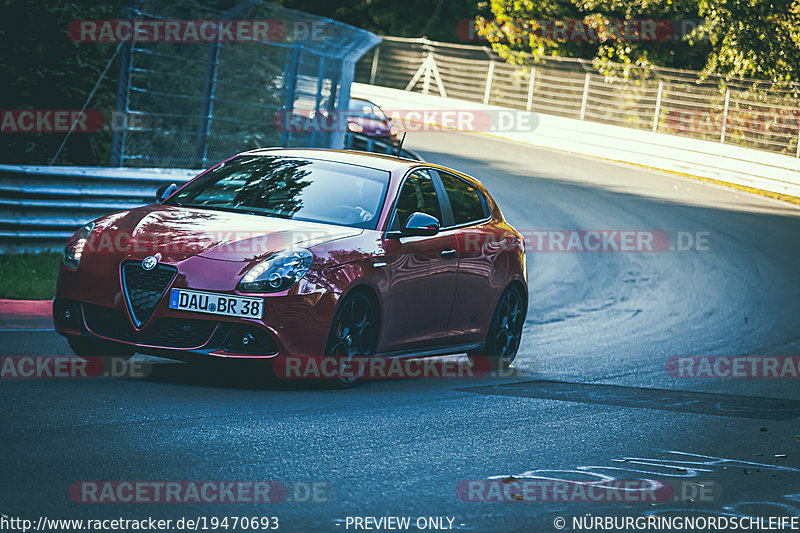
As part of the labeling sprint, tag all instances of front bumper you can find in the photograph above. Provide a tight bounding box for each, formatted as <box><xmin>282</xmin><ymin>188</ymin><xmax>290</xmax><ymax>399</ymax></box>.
<box><xmin>54</xmin><ymin>241</ymin><xmax>344</xmax><ymax>359</ymax></box>
<box><xmin>54</xmin><ymin>297</ymin><xmax>290</xmax><ymax>361</ymax></box>
<box><xmin>54</xmin><ymin>261</ymin><xmax>339</xmax><ymax>361</ymax></box>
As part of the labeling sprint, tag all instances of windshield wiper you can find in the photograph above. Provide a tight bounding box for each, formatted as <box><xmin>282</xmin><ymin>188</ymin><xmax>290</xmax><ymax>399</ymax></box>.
<box><xmin>179</xmin><ymin>203</ymin><xmax>288</xmax><ymax>219</ymax></box>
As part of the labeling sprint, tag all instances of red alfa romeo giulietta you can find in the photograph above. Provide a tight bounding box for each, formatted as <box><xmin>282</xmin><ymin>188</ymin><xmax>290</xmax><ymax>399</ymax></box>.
<box><xmin>53</xmin><ymin>149</ymin><xmax>527</xmax><ymax>384</ymax></box>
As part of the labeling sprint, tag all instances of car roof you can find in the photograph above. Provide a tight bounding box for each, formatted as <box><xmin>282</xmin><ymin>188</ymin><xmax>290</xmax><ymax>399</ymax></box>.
<box><xmin>235</xmin><ymin>148</ymin><xmax>489</xmax><ymax>192</ymax></box>
<box><xmin>239</xmin><ymin>148</ymin><xmax>420</xmax><ymax>172</ymax></box>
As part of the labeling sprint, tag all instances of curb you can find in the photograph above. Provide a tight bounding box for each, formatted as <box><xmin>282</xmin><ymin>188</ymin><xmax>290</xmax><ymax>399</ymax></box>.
<box><xmin>0</xmin><ymin>299</ymin><xmax>53</xmax><ymax>330</ymax></box>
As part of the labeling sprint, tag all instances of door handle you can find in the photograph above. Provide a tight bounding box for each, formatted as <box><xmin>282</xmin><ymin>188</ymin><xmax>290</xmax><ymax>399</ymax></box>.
<box><xmin>440</xmin><ymin>249</ymin><xmax>458</xmax><ymax>259</ymax></box>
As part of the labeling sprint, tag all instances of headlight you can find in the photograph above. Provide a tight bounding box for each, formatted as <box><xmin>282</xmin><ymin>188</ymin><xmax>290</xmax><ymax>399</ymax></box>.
<box><xmin>63</xmin><ymin>222</ymin><xmax>94</xmax><ymax>269</ymax></box>
<box><xmin>238</xmin><ymin>248</ymin><xmax>314</xmax><ymax>293</ymax></box>
<box><xmin>390</xmin><ymin>125</ymin><xmax>400</xmax><ymax>135</ymax></box>
<box><xmin>347</xmin><ymin>121</ymin><xmax>363</xmax><ymax>133</ymax></box>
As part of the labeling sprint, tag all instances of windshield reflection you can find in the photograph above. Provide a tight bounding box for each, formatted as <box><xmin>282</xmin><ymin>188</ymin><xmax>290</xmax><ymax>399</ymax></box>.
<box><xmin>169</xmin><ymin>155</ymin><xmax>390</xmax><ymax>229</ymax></box>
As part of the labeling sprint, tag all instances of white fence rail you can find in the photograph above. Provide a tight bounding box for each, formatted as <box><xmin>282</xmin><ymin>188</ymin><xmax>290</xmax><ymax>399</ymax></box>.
<box><xmin>355</xmin><ymin>37</ymin><xmax>800</xmax><ymax>159</ymax></box>
<box><xmin>351</xmin><ymin>82</ymin><xmax>800</xmax><ymax>200</ymax></box>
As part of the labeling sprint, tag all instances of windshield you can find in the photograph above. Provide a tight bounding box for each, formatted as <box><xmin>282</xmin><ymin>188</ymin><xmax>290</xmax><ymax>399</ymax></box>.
<box><xmin>169</xmin><ymin>155</ymin><xmax>390</xmax><ymax>229</ymax></box>
<box><xmin>348</xmin><ymin>99</ymin><xmax>388</xmax><ymax>120</ymax></box>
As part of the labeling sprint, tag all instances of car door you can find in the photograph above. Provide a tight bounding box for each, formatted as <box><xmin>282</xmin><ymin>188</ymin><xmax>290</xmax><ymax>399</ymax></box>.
<box><xmin>435</xmin><ymin>170</ymin><xmax>498</xmax><ymax>343</ymax></box>
<box><xmin>380</xmin><ymin>169</ymin><xmax>459</xmax><ymax>352</ymax></box>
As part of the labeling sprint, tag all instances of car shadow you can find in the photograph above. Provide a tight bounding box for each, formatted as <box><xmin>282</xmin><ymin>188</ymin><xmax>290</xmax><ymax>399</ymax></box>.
<box><xmin>131</xmin><ymin>358</ymin><xmax>338</xmax><ymax>390</ymax></box>
<box><xmin>126</xmin><ymin>355</ymin><xmax>537</xmax><ymax>392</ymax></box>
<box><xmin>458</xmin><ymin>380</ymin><xmax>800</xmax><ymax>420</ymax></box>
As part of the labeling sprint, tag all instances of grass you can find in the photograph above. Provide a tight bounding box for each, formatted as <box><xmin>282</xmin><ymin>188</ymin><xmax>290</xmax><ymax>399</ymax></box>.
<box><xmin>0</xmin><ymin>252</ymin><xmax>63</xmax><ymax>300</ymax></box>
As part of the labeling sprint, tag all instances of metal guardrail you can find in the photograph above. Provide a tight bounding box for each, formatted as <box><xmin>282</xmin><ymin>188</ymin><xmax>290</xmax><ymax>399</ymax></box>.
<box><xmin>0</xmin><ymin>134</ymin><xmax>422</xmax><ymax>253</ymax></box>
<box><xmin>0</xmin><ymin>166</ymin><xmax>197</xmax><ymax>252</ymax></box>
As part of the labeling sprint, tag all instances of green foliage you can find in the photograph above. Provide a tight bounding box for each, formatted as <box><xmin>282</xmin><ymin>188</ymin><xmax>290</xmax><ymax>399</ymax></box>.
<box><xmin>277</xmin><ymin>0</ymin><xmax>488</xmax><ymax>42</ymax></box>
<box><xmin>0</xmin><ymin>252</ymin><xmax>63</xmax><ymax>300</ymax></box>
<box><xmin>477</xmin><ymin>0</ymin><xmax>800</xmax><ymax>84</ymax></box>
<box><xmin>692</xmin><ymin>0</ymin><xmax>800</xmax><ymax>83</ymax></box>
<box><xmin>0</xmin><ymin>0</ymin><xmax>126</xmax><ymax>165</ymax></box>
<box><xmin>2</xmin><ymin>0</ymin><xmax>479</xmax><ymax>166</ymax></box>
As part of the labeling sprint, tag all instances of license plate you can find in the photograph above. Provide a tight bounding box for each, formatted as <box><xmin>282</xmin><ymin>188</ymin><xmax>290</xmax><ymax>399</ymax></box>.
<box><xmin>169</xmin><ymin>289</ymin><xmax>263</xmax><ymax>319</ymax></box>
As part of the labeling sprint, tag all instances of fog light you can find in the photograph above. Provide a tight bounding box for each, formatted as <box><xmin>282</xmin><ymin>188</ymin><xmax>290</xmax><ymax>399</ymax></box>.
<box><xmin>53</xmin><ymin>298</ymin><xmax>81</xmax><ymax>329</ymax></box>
<box><xmin>222</xmin><ymin>326</ymin><xmax>278</xmax><ymax>355</ymax></box>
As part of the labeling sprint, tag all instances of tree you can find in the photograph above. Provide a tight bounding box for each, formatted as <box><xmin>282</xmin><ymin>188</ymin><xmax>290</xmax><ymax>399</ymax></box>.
<box><xmin>0</xmin><ymin>0</ymin><xmax>126</xmax><ymax>165</ymax></box>
<box><xmin>277</xmin><ymin>0</ymin><xmax>487</xmax><ymax>42</ymax></box>
<box><xmin>692</xmin><ymin>0</ymin><xmax>800</xmax><ymax>84</ymax></box>
<box><xmin>476</xmin><ymin>0</ymin><xmax>800</xmax><ymax>84</ymax></box>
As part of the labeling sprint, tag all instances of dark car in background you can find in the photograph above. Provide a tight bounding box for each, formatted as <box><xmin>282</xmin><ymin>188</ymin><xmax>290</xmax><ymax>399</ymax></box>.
<box><xmin>345</xmin><ymin>97</ymin><xmax>400</xmax><ymax>144</ymax></box>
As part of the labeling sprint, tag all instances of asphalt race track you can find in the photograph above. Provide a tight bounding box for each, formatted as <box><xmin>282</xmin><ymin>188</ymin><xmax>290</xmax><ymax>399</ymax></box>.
<box><xmin>3</xmin><ymin>131</ymin><xmax>800</xmax><ymax>532</ymax></box>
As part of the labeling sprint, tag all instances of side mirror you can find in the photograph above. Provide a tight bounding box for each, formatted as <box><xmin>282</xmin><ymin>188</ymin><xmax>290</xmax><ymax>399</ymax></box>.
<box><xmin>156</xmin><ymin>183</ymin><xmax>178</xmax><ymax>203</ymax></box>
<box><xmin>387</xmin><ymin>212</ymin><xmax>440</xmax><ymax>239</ymax></box>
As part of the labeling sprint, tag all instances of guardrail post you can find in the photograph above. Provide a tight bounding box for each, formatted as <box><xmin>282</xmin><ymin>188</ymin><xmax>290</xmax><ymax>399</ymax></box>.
<box><xmin>483</xmin><ymin>61</ymin><xmax>495</xmax><ymax>105</ymax></box>
<box><xmin>579</xmin><ymin>73</ymin><xmax>590</xmax><ymax>120</ymax></box>
<box><xmin>720</xmin><ymin>89</ymin><xmax>730</xmax><ymax>144</ymax></box>
<box><xmin>369</xmin><ymin>46</ymin><xmax>380</xmax><ymax>85</ymax></box>
<box><xmin>526</xmin><ymin>67</ymin><xmax>536</xmax><ymax>112</ymax></box>
<box><xmin>797</xmin><ymin>129</ymin><xmax>800</xmax><ymax>158</ymax></box>
<box><xmin>652</xmin><ymin>80</ymin><xmax>663</xmax><ymax>133</ymax></box>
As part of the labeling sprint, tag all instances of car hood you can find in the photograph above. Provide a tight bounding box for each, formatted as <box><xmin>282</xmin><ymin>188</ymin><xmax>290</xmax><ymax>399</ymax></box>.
<box><xmin>92</xmin><ymin>204</ymin><xmax>363</xmax><ymax>262</ymax></box>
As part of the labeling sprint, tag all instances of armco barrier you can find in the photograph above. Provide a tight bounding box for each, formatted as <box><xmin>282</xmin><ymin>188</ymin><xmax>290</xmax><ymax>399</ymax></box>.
<box><xmin>0</xmin><ymin>134</ymin><xmax>421</xmax><ymax>253</ymax></box>
<box><xmin>0</xmin><ymin>166</ymin><xmax>197</xmax><ymax>252</ymax></box>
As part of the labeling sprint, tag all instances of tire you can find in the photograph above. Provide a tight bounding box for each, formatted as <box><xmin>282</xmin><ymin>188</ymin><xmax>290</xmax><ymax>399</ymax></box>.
<box><xmin>469</xmin><ymin>286</ymin><xmax>525</xmax><ymax>371</ymax></box>
<box><xmin>325</xmin><ymin>291</ymin><xmax>378</xmax><ymax>387</ymax></box>
<box><xmin>68</xmin><ymin>336</ymin><xmax>135</xmax><ymax>362</ymax></box>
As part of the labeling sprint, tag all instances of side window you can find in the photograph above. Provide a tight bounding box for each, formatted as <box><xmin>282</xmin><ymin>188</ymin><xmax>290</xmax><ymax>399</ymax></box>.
<box><xmin>439</xmin><ymin>172</ymin><xmax>488</xmax><ymax>226</ymax></box>
<box><xmin>391</xmin><ymin>170</ymin><xmax>443</xmax><ymax>231</ymax></box>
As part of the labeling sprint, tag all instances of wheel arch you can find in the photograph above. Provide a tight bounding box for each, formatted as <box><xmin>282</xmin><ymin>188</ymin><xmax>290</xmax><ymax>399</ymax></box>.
<box><xmin>506</xmin><ymin>279</ymin><xmax>528</xmax><ymax>321</ymax></box>
<box><xmin>334</xmin><ymin>281</ymin><xmax>384</xmax><ymax>350</ymax></box>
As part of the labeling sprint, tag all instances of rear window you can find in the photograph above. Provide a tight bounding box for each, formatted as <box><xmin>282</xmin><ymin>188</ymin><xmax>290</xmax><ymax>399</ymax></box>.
<box><xmin>439</xmin><ymin>172</ymin><xmax>489</xmax><ymax>226</ymax></box>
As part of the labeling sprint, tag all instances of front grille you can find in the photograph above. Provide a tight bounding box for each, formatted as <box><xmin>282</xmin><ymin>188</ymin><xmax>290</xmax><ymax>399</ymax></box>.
<box><xmin>122</xmin><ymin>260</ymin><xmax>177</xmax><ymax>326</ymax></box>
<box><xmin>148</xmin><ymin>319</ymin><xmax>217</xmax><ymax>348</ymax></box>
<box><xmin>84</xmin><ymin>304</ymin><xmax>216</xmax><ymax>349</ymax></box>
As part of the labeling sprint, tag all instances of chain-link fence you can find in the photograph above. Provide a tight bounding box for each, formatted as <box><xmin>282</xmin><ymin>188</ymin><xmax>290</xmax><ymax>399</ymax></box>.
<box><xmin>112</xmin><ymin>0</ymin><xmax>380</xmax><ymax>168</ymax></box>
<box><xmin>356</xmin><ymin>37</ymin><xmax>800</xmax><ymax>158</ymax></box>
